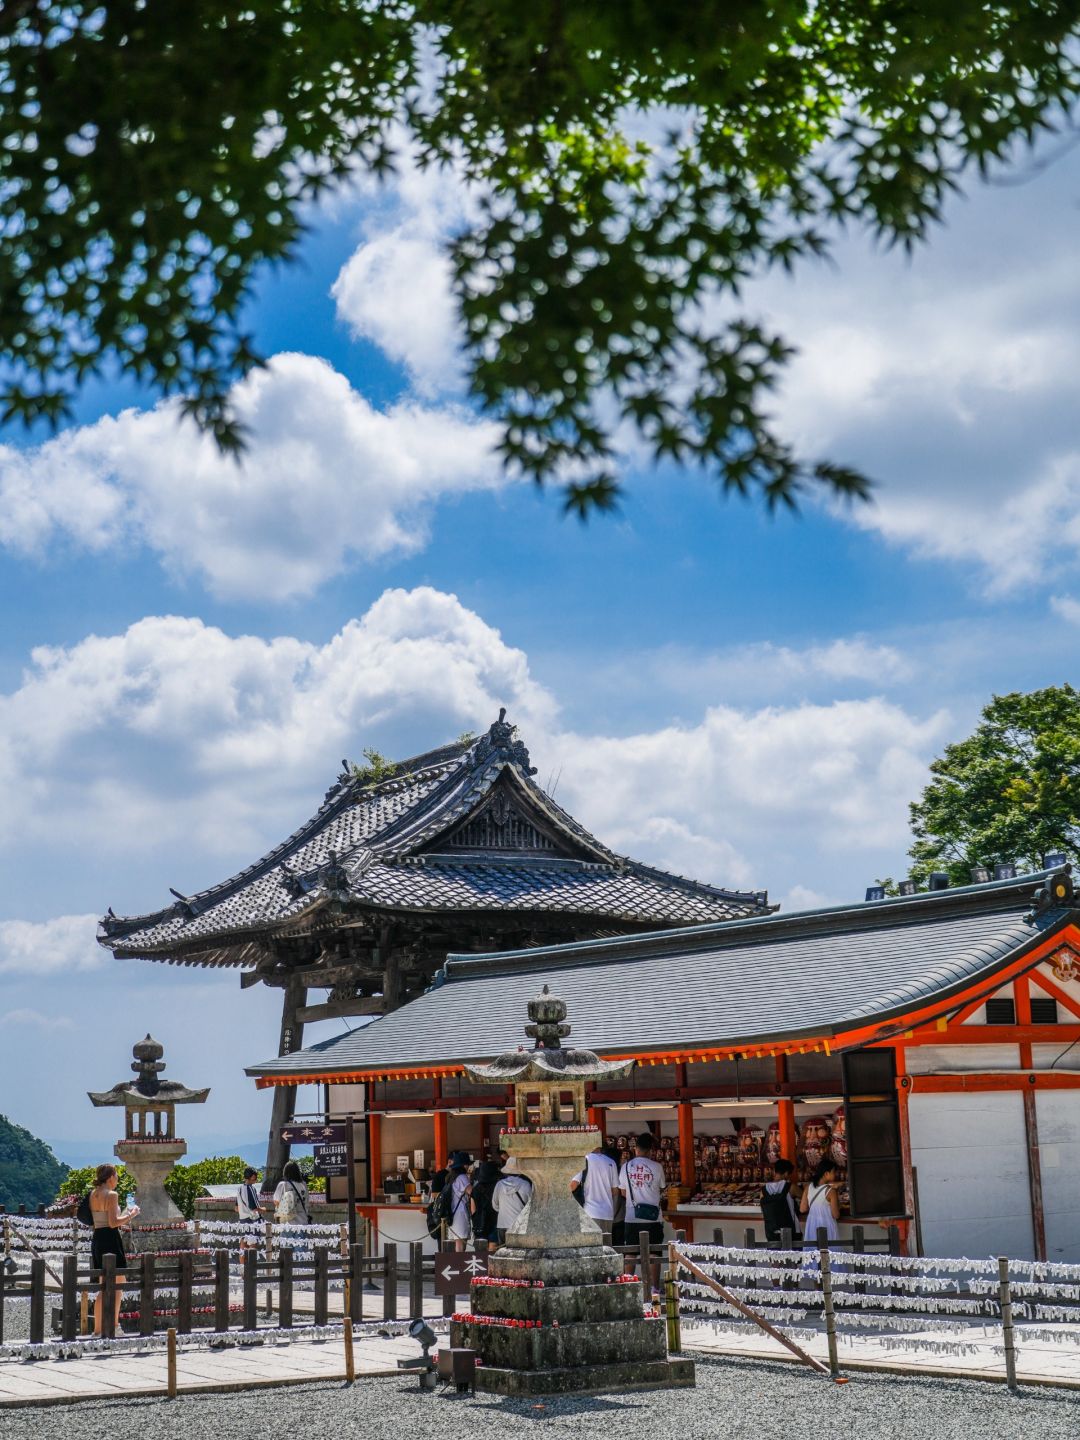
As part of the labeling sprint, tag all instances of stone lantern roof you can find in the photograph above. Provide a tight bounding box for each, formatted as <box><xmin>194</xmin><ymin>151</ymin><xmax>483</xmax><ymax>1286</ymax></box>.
<box><xmin>465</xmin><ymin>987</ymin><xmax>635</xmax><ymax>1087</ymax></box>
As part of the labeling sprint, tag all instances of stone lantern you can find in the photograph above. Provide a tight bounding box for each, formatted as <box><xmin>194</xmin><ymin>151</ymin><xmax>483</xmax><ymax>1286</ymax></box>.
<box><xmin>88</xmin><ymin>1035</ymin><xmax>209</xmax><ymax>1247</ymax></box>
<box><xmin>451</xmin><ymin>986</ymin><xmax>694</xmax><ymax>1394</ymax></box>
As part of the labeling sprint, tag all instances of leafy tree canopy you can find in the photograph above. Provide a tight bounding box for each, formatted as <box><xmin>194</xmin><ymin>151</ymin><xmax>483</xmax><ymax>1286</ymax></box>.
<box><xmin>907</xmin><ymin>685</ymin><xmax>1080</xmax><ymax>886</ymax></box>
<box><xmin>0</xmin><ymin>1113</ymin><xmax>68</xmax><ymax>1211</ymax></box>
<box><xmin>2</xmin><ymin>3</ymin><xmax>1079</xmax><ymax>515</ymax></box>
<box><xmin>58</xmin><ymin>1155</ymin><xmax>325</xmax><ymax>1217</ymax></box>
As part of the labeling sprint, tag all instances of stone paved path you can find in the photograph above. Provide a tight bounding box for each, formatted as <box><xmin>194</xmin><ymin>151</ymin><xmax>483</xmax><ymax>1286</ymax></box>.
<box><xmin>0</xmin><ymin>1330</ymin><xmax>420</xmax><ymax>1406</ymax></box>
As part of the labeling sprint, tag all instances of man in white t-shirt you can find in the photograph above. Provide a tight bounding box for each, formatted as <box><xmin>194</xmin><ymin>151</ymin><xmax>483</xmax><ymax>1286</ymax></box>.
<box><xmin>617</xmin><ymin>1133</ymin><xmax>667</xmax><ymax>1295</ymax></box>
<box><xmin>570</xmin><ymin>1144</ymin><xmax>619</xmax><ymax>1226</ymax></box>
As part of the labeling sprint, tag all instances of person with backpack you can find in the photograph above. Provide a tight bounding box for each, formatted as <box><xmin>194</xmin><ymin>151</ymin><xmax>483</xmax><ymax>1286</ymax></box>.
<box><xmin>273</xmin><ymin>1161</ymin><xmax>311</xmax><ymax>1224</ymax></box>
<box><xmin>469</xmin><ymin>1159</ymin><xmax>502</xmax><ymax>1243</ymax></box>
<box><xmin>760</xmin><ymin>1157</ymin><xmax>801</xmax><ymax>1243</ymax></box>
<box><xmin>445</xmin><ymin>1157</ymin><xmax>472</xmax><ymax>1251</ymax></box>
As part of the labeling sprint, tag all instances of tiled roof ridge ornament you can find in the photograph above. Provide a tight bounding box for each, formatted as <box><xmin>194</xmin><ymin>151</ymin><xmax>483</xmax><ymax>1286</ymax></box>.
<box><xmin>474</xmin><ymin>707</ymin><xmax>538</xmax><ymax>776</ymax></box>
<box><xmin>319</xmin><ymin>849</ymin><xmax>349</xmax><ymax>897</ymax></box>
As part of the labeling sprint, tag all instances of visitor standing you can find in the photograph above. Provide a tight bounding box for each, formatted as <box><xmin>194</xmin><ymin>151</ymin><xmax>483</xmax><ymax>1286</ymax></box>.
<box><xmin>570</xmin><ymin>1142</ymin><xmax>619</xmax><ymax>1230</ymax></box>
<box><xmin>446</xmin><ymin>1158</ymin><xmax>472</xmax><ymax>1251</ymax></box>
<box><xmin>89</xmin><ymin>1164</ymin><xmax>139</xmax><ymax>1336</ymax></box>
<box><xmin>760</xmin><ymin>1158</ymin><xmax>801</xmax><ymax>1242</ymax></box>
<box><xmin>273</xmin><ymin>1161</ymin><xmax>311</xmax><ymax>1225</ymax></box>
<box><xmin>492</xmin><ymin>1156</ymin><xmax>532</xmax><ymax>1244</ymax></box>
<box><xmin>800</xmin><ymin>1159</ymin><xmax>841</xmax><ymax>1245</ymax></box>
<box><xmin>237</xmin><ymin>1165</ymin><xmax>263</xmax><ymax>1247</ymax></box>
<box><xmin>469</xmin><ymin>1159</ymin><xmax>503</xmax><ymax>1243</ymax></box>
<box><xmin>617</xmin><ymin>1133</ymin><xmax>666</xmax><ymax>1296</ymax></box>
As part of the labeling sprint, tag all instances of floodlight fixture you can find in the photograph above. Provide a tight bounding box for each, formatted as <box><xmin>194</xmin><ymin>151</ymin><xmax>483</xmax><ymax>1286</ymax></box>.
<box><xmin>994</xmin><ymin>863</ymin><xmax>1017</xmax><ymax>880</ymax></box>
<box><xmin>970</xmin><ymin>866</ymin><xmax>990</xmax><ymax>885</ymax></box>
<box><xmin>864</xmin><ymin>886</ymin><xmax>885</xmax><ymax>903</ymax></box>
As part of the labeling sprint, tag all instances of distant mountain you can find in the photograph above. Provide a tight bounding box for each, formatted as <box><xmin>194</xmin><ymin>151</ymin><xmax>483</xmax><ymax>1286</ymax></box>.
<box><xmin>0</xmin><ymin>1114</ymin><xmax>68</xmax><ymax>1211</ymax></box>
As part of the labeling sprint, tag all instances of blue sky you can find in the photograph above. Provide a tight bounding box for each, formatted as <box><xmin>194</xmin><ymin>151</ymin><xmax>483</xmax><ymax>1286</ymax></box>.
<box><xmin>1</xmin><ymin>136</ymin><xmax>1078</xmax><ymax>1169</ymax></box>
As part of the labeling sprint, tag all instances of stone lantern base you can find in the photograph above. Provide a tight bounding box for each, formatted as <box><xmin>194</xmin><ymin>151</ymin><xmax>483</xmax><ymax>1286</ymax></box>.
<box><xmin>449</xmin><ymin>1243</ymin><xmax>695</xmax><ymax>1396</ymax></box>
<box><xmin>115</xmin><ymin>1139</ymin><xmax>195</xmax><ymax>1253</ymax></box>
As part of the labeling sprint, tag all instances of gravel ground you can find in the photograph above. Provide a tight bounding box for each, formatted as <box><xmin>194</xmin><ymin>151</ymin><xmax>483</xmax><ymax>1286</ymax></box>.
<box><xmin>1</xmin><ymin>1356</ymin><xmax>1078</xmax><ymax>1440</ymax></box>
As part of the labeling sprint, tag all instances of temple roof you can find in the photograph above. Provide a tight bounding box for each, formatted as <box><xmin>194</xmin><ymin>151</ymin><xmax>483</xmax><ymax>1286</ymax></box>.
<box><xmin>100</xmin><ymin>713</ymin><xmax>770</xmax><ymax>966</ymax></box>
<box><xmin>246</xmin><ymin>868</ymin><xmax>1077</xmax><ymax>1080</ymax></box>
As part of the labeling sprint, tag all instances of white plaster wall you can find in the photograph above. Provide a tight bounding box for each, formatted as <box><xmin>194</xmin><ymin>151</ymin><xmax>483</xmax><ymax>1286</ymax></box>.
<box><xmin>1035</xmin><ymin>1092</ymin><xmax>1080</xmax><ymax>1262</ymax></box>
<box><xmin>905</xmin><ymin>1045</ymin><xmax>1019</xmax><ymax>1074</ymax></box>
<box><xmin>909</xmin><ymin>1093</ymin><xmax>1034</xmax><ymax>1259</ymax></box>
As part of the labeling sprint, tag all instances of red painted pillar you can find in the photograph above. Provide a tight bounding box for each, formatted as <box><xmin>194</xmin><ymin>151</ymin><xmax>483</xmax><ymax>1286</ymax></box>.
<box><xmin>895</xmin><ymin>1048</ymin><xmax>915</xmax><ymax>1256</ymax></box>
<box><xmin>368</xmin><ymin>1113</ymin><xmax>382</xmax><ymax>1199</ymax></box>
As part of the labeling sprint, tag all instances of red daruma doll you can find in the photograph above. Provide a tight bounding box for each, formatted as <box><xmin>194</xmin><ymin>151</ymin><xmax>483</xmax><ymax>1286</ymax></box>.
<box><xmin>737</xmin><ymin>1125</ymin><xmax>763</xmax><ymax>1179</ymax></box>
<box><xmin>799</xmin><ymin>1115</ymin><xmax>832</xmax><ymax>1179</ymax></box>
<box><xmin>764</xmin><ymin>1121</ymin><xmax>783</xmax><ymax>1169</ymax></box>
<box><xmin>830</xmin><ymin>1106</ymin><xmax>848</xmax><ymax>1171</ymax></box>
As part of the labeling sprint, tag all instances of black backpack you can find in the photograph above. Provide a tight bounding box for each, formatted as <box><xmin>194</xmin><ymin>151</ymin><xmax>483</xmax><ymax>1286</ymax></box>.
<box><xmin>75</xmin><ymin>1193</ymin><xmax>94</xmax><ymax>1228</ymax></box>
<box><xmin>426</xmin><ymin>1177</ymin><xmax>458</xmax><ymax>1237</ymax></box>
<box><xmin>760</xmin><ymin>1182</ymin><xmax>798</xmax><ymax>1241</ymax></box>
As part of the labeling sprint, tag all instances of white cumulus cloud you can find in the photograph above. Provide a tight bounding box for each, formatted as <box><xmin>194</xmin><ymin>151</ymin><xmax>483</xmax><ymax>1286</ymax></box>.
<box><xmin>755</xmin><ymin>148</ymin><xmax>1080</xmax><ymax>595</ymax></box>
<box><xmin>0</xmin><ymin>353</ymin><xmax>502</xmax><ymax>600</ymax></box>
<box><xmin>0</xmin><ymin>1008</ymin><xmax>75</xmax><ymax>1031</ymax></box>
<box><xmin>0</xmin><ymin>915</ymin><xmax>103</xmax><ymax>975</ymax></box>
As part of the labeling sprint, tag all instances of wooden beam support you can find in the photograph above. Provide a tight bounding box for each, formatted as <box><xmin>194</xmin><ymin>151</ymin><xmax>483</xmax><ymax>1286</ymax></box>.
<box><xmin>895</xmin><ymin>1054</ymin><xmax>916</xmax><ymax>1257</ymax></box>
<box><xmin>263</xmin><ymin>972</ymin><xmax>308</xmax><ymax>1186</ymax></box>
<box><xmin>1028</xmin><ymin>968</ymin><xmax>1080</xmax><ymax>1020</ymax></box>
<box><xmin>901</xmin><ymin>1024</ymin><xmax>1080</xmax><ymax>1045</ymax></box>
<box><xmin>907</xmin><ymin>1072</ymin><xmax>1080</xmax><ymax>1093</ymax></box>
<box><xmin>296</xmin><ymin>996</ymin><xmax>388</xmax><ymax>1024</ymax></box>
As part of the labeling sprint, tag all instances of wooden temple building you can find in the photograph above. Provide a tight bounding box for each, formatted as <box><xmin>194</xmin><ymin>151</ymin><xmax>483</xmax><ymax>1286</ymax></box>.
<box><xmin>98</xmin><ymin>713</ymin><xmax>770</xmax><ymax>1181</ymax></box>
<box><xmin>247</xmin><ymin>865</ymin><xmax>1080</xmax><ymax>1262</ymax></box>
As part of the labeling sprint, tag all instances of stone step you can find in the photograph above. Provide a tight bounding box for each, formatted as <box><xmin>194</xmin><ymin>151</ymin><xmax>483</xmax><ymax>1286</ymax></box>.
<box><xmin>471</xmin><ymin>1280</ymin><xmax>645</xmax><ymax>1325</ymax></box>
<box><xmin>450</xmin><ymin>1315</ymin><xmax>668</xmax><ymax>1370</ymax></box>
<box><xmin>473</xmin><ymin>1356</ymin><xmax>696</xmax><ymax>1396</ymax></box>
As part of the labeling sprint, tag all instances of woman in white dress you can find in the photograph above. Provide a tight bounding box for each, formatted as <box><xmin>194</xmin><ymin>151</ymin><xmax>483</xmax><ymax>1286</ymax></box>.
<box><xmin>447</xmin><ymin>1160</ymin><xmax>472</xmax><ymax>1251</ymax></box>
<box><xmin>800</xmin><ymin>1159</ymin><xmax>842</xmax><ymax>1245</ymax></box>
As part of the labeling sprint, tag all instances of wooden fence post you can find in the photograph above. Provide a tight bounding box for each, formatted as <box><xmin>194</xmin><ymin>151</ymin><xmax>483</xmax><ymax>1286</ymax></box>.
<box><xmin>440</xmin><ymin>1244</ymin><xmax>455</xmax><ymax>1318</ymax></box>
<box><xmin>409</xmin><ymin>1242</ymin><xmax>424</xmax><ymax>1318</ymax></box>
<box><xmin>350</xmin><ymin>1243</ymin><xmax>364</xmax><ymax>1324</ymax></box>
<box><xmin>711</xmin><ymin>1226</ymin><xmax>724</xmax><ymax>1246</ymax></box>
<box><xmin>214</xmin><ymin>1249</ymin><xmax>231</xmax><ymax>1332</ymax></box>
<box><xmin>166</xmin><ymin>1326</ymin><xmax>178</xmax><ymax>1398</ymax></box>
<box><xmin>638</xmin><ymin>1230</ymin><xmax>651</xmax><ymax>1292</ymax></box>
<box><xmin>819</xmin><ymin>1244</ymin><xmax>840</xmax><ymax>1379</ymax></box>
<box><xmin>141</xmin><ymin>1255</ymin><xmax>157</xmax><ymax>1338</ymax></box>
<box><xmin>80</xmin><ymin>1286</ymin><xmax>90</xmax><ymax>1337</ymax></box>
<box><xmin>998</xmin><ymin>1256</ymin><xmax>1018</xmax><ymax>1391</ymax></box>
<box><xmin>383</xmin><ymin>1242</ymin><xmax>397</xmax><ymax>1321</ymax></box>
<box><xmin>343</xmin><ymin>1317</ymin><xmax>355</xmax><ymax>1384</ymax></box>
<box><xmin>178</xmin><ymin>1252</ymin><xmax>193</xmax><ymax>1335</ymax></box>
<box><xmin>665</xmin><ymin>1241</ymin><xmax>681</xmax><ymax>1353</ymax></box>
<box><xmin>243</xmin><ymin>1248</ymin><xmax>258</xmax><ymax>1331</ymax></box>
<box><xmin>29</xmin><ymin>1257</ymin><xmax>46</xmax><ymax>1344</ymax></box>
<box><xmin>102</xmin><ymin>1253</ymin><xmax>117</xmax><ymax>1340</ymax></box>
<box><xmin>279</xmin><ymin>1246</ymin><xmax>294</xmax><ymax>1329</ymax></box>
<box><xmin>61</xmin><ymin>1254</ymin><xmax>78</xmax><ymax>1342</ymax></box>
<box><xmin>314</xmin><ymin>1247</ymin><xmax>329</xmax><ymax>1327</ymax></box>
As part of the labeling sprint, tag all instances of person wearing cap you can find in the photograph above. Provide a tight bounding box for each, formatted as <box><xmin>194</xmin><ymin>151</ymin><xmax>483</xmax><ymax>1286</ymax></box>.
<box><xmin>492</xmin><ymin>1156</ymin><xmax>532</xmax><ymax>1246</ymax></box>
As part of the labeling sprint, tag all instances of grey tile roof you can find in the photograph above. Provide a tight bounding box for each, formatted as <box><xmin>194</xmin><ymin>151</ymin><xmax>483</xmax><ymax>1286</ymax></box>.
<box><xmin>247</xmin><ymin>872</ymin><xmax>1074</xmax><ymax>1078</ymax></box>
<box><xmin>101</xmin><ymin>716</ymin><xmax>768</xmax><ymax>961</ymax></box>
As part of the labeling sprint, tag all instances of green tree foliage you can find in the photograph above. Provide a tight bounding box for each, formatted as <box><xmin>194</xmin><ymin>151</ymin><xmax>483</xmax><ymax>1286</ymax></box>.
<box><xmin>3</xmin><ymin>4</ymin><xmax>1079</xmax><ymax>514</ymax></box>
<box><xmin>163</xmin><ymin>1156</ymin><xmax>253</xmax><ymax>1220</ymax></box>
<box><xmin>0</xmin><ymin>1114</ymin><xmax>68</xmax><ymax>1210</ymax></box>
<box><xmin>59</xmin><ymin>1163</ymin><xmax>136</xmax><ymax>1207</ymax></box>
<box><xmin>349</xmin><ymin>749</ymin><xmax>398</xmax><ymax>786</ymax></box>
<box><xmin>908</xmin><ymin>686</ymin><xmax>1080</xmax><ymax>886</ymax></box>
